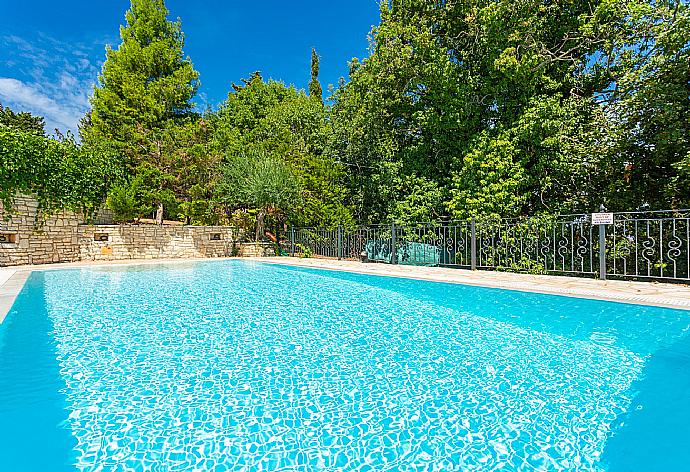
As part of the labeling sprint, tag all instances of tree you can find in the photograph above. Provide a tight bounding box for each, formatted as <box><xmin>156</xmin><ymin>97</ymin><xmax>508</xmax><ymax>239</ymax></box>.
<box><xmin>330</xmin><ymin>0</ymin><xmax>690</xmax><ymax>221</ymax></box>
<box><xmin>329</xmin><ymin>1</ymin><xmax>474</xmax><ymax>222</ymax></box>
<box><xmin>106</xmin><ymin>163</ymin><xmax>176</xmax><ymax>222</ymax></box>
<box><xmin>174</xmin><ymin>117</ymin><xmax>220</xmax><ymax>225</ymax></box>
<box><xmin>309</xmin><ymin>48</ymin><xmax>323</xmax><ymax>104</ymax></box>
<box><xmin>0</xmin><ymin>103</ymin><xmax>45</xmax><ymax>136</ymax></box>
<box><xmin>84</xmin><ymin>0</ymin><xmax>200</xmax><ymax>224</ymax></box>
<box><xmin>584</xmin><ymin>0</ymin><xmax>690</xmax><ymax>209</ymax></box>
<box><xmin>215</xmin><ymin>150</ymin><xmax>301</xmax><ymax>240</ymax></box>
<box><xmin>210</xmin><ymin>73</ymin><xmax>352</xmax><ymax>229</ymax></box>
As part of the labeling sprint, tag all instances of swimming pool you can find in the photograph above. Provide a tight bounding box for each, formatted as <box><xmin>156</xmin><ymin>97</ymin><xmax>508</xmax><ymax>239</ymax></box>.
<box><xmin>1</xmin><ymin>260</ymin><xmax>689</xmax><ymax>470</ymax></box>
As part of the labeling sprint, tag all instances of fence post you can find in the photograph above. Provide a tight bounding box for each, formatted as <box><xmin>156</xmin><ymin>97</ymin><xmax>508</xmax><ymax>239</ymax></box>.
<box><xmin>471</xmin><ymin>217</ymin><xmax>477</xmax><ymax>270</ymax></box>
<box><xmin>337</xmin><ymin>224</ymin><xmax>343</xmax><ymax>260</ymax></box>
<box><xmin>599</xmin><ymin>221</ymin><xmax>607</xmax><ymax>280</ymax></box>
<box><xmin>391</xmin><ymin>222</ymin><xmax>397</xmax><ymax>265</ymax></box>
<box><xmin>596</xmin><ymin>204</ymin><xmax>607</xmax><ymax>280</ymax></box>
<box><xmin>599</xmin><ymin>225</ymin><xmax>606</xmax><ymax>280</ymax></box>
<box><xmin>290</xmin><ymin>225</ymin><xmax>295</xmax><ymax>257</ymax></box>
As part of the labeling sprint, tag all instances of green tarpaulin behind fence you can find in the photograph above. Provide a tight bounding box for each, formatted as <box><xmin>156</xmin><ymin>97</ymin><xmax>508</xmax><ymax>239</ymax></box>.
<box><xmin>366</xmin><ymin>241</ymin><xmax>440</xmax><ymax>266</ymax></box>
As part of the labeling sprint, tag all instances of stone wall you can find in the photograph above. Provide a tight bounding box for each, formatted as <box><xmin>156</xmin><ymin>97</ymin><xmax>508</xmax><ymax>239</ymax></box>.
<box><xmin>0</xmin><ymin>197</ymin><xmax>82</xmax><ymax>266</ymax></box>
<box><xmin>79</xmin><ymin>225</ymin><xmax>238</xmax><ymax>262</ymax></box>
<box><xmin>238</xmin><ymin>242</ymin><xmax>277</xmax><ymax>258</ymax></box>
<box><xmin>0</xmin><ymin>196</ymin><xmax>261</xmax><ymax>267</ymax></box>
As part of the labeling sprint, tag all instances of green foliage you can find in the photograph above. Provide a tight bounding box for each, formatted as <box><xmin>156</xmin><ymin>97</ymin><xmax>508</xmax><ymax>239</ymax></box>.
<box><xmin>210</xmin><ymin>73</ymin><xmax>353</xmax><ymax>229</ymax></box>
<box><xmin>179</xmin><ymin>183</ymin><xmax>219</xmax><ymax>225</ymax></box>
<box><xmin>216</xmin><ymin>150</ymin><xmax>301</xmax><ymax>213</ymax></box>
<box><xmin>84</xmin><ymin>0</ymin><xmax>202</xmax><ymax>222</ymax></box>
<box><xmin>309</xmin><ymin>49</ymin><xmax>323</xmax><ymax>104</ymax></box>
<box><xmin>496</xmin><ymin>257</ymin><xmax>548</xmax><ymax>276</ymax></box>
<box><xmin>391</xmin><ymin>174</ymin><xmax>444</xmax><ymax>224</ymax></box>
<box><xmin>0</xmin><ymin>103</ymin><xmax>45</xmax><ymax>136</ymax></box>
<box><xmin>86</xmin><ymin>0</ymin><xmax>199</xmax><ymax>155</ymax></box>
<box><xmin>585</xmin><ymin>0</ymin><xmax>690</xmax><ymax>209</ymax></box>
<box><xmin>674</xmin><ymin>154</ymin><xmax>690</xmax><ymax>205</ymax></box>
<box><xmin>7</xmin><ymin>0</ymin><xmax>687</xmax><ymax>230</ymax></box>
<box><xmin>106</xmin><ymin>163</ymin><xmax>177</xmax><ymax>222</ymax></box>
<box><xmin>0</xmin><ymin>125</ymin><xmax>122</xmax><ymax>221</ymax></box>
<box><xmin>330</xmin><ymin>0</ymin><xmax>690</xmax><ymax>221</ymax></box>
<box><xmin>215</xmin><ymin>149</ymin><xmax>301</xmax><ymax>239</ymax></box>
<box><xmin>448</xmin><ymin>134</ymin><xmax>527</xmax><ymax>219</ymax></box>
<box><xmin>296</xmin><ymin>243</ymin><xmax>313</xmax><ymax>258</ymax></box>
<box><xmin>106</xmin><ymin>183</ymin><xmax>140</xmax><ymax>223</ymax></box>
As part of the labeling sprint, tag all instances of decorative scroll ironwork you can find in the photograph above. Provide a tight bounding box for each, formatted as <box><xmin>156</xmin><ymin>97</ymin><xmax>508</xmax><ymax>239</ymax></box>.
<box><xmin>290</xmin><ymin>210</ymin><xmax>690</xmax><ymax>282</ymax></box>
<box><xmin>609</xmin><ymin>210</ymin><xmax>690</xmax><ymax>281</ymax></box>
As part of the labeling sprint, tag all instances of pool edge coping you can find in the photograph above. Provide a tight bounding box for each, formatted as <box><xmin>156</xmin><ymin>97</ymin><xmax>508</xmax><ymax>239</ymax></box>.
<box><xmin>0</xmin><ymin>270</ymin><xmax>32</xmax><ymax>323</ymax></box>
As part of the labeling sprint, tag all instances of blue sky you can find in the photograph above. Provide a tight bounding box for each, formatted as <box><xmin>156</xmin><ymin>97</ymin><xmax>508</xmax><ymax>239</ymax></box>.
<box><xmin>0</xmin><ymin>0</ymin><xmax>380</xmax><ymax>136</ymax></box>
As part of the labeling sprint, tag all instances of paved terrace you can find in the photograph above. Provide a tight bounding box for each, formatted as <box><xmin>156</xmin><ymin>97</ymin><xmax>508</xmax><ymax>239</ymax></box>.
<box><xmin>2</xmin><ymin>257</ymin><xmax>690</xmax><ymax>323</ymax></box>
<box><xmin>0</xmin><ymin>267</ymin><xmax>27</xmax><ymax>323</ymax></box>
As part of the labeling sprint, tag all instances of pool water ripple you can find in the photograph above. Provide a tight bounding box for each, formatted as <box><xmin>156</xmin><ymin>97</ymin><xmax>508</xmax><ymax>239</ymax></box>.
<box><xmin>1</xmin><ymin>260</ymin><xmax>690</xmax><ymax>471</ymax></box>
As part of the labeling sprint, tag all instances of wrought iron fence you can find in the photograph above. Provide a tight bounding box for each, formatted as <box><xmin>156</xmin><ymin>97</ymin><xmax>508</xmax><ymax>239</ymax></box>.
<box><xmin>289</xmin><ymin>210</ymin><xmax>690</xmax><ymax>282</ymax></box>
<box><xmin>608</xmin><ymin>210</ymin><xmax>690</xmax><ymax>281</ymax></box>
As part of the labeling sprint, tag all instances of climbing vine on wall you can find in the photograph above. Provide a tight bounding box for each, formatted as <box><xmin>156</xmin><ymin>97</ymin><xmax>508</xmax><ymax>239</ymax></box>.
<box><xmin>0</xmin><ymin>125</ymin><xmax>123</xmax><ymax>222</ymax></box>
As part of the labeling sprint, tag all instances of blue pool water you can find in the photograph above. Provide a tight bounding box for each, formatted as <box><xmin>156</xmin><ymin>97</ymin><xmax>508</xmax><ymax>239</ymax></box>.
<box><xmin>1</xmin><ymin>260</ymin><xmax>690</xmax><ymax>471</ymax></box>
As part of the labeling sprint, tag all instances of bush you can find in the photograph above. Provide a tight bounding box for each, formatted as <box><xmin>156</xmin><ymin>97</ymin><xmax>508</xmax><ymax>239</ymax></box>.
<box><xmin>0</xmin><ymin>125</ymin><xmax>122</xmax><ymax>222</ymax></box>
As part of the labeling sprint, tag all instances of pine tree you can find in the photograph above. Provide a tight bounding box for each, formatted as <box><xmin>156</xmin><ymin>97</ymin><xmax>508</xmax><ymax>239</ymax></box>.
<box><xmin>85</xmin><ymin>0</ymin><xmax>200</xmax><ymax>223</ymax></box>
<box><xmin>308</xmin><ymin>48</ymin><xmax>323</xmax><ymax>104</ymax></box>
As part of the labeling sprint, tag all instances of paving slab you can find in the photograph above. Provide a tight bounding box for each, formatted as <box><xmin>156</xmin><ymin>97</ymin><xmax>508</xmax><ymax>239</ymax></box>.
<box><xmin>0</xmin><ymin>268</ymin><xmax>15</xmax><ymax>287</ymax></box>
<box><xmin>0</xmin><ymin>271</ymin><xmax>31</xmax><ymax>323</ymax></box>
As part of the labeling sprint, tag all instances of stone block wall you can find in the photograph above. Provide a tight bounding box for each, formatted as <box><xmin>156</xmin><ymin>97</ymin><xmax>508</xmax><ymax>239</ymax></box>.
<box><xmin>0</xmin><ymin>196</ymin><xmax>253</xmax><ymax>267</ymax></box>
<box><xmin>238</xmin><ymin>242</ymin><xmax>277</xmax><ymax>258</ymax></box>
<box><xmin>0</xmin><ymin>197</ymin><xmax>82</xmax><ymax>266</ymax></box>
<box><xmin>79</xmin><ymin>225</ymin><xmax>237</xmax><ymax>261</ymax></box>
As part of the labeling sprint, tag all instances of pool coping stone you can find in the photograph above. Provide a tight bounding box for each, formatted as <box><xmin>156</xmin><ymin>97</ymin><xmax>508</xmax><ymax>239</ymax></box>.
<box><xmin>0</xmin><ymin>271</ymin><xmax>31</xmax><ymax>323</ymax></box>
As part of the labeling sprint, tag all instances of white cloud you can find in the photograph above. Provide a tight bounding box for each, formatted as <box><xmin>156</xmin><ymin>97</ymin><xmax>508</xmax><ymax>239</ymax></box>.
<box><xmin>0</xmin><ymin>77</ymin><xmax>83</xmax><ymax>133</ymax></box>
<box><xmin>59</xmin><ymin>71</ymin><xmax>79</xmax><ymax>89</ymax></box>
<box><xmin>0</xmin><ymin>33</ymin><xmax>110</xmax><ymax>136</ymax></box>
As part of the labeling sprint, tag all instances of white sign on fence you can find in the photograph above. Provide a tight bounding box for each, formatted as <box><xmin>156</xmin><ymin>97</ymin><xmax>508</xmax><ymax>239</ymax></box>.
<box><xmin>591</xmin><ymin>212</ymin><xmax>614</xmax><ymax>225</ymax></box>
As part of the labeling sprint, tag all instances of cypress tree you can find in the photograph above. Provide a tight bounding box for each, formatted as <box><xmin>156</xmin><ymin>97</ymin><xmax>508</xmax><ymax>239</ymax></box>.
<box><xmin>308</xmin><ymin>48</ymin><xmax>323</xmax><ymax>104</ymax></box>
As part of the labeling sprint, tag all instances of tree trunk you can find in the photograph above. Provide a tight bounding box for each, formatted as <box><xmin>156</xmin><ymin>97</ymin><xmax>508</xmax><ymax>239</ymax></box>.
<box><xmin>255</xmin><ymin>208</ymin><xmax>266</xmax><ymax>241</ymax></box>
<box><xmin>155</xmin><ymin>139</ymin><xmax>164</xmax><ymax>226</ymax></box>
<box><xmin>156</xmin><ymin>202</ymin><xmax>164</xmax><ymax>226</ymax></box>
